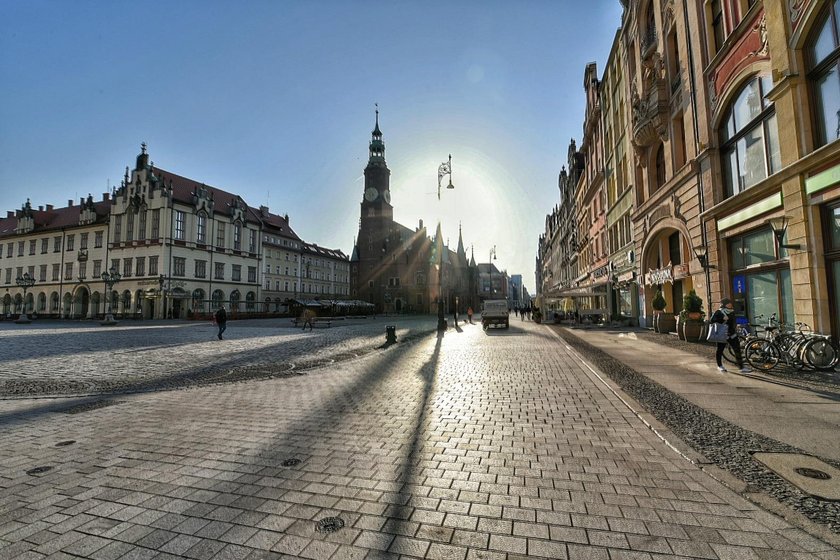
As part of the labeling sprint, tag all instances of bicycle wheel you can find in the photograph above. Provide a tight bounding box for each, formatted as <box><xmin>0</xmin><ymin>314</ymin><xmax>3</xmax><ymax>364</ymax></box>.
<box><xmin>745</xmin><ymin>339</ymin><xmax>779</xmax><ymax>371</ymax></box>
<box><xmin>802</xmin><ymin>338</ymin><xmax>839</xmax><ymax>370</ymax></box>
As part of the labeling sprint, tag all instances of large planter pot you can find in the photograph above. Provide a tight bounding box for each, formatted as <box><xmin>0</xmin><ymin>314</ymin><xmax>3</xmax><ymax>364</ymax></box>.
<box><xmin>658</xmin><ymin>313</ymin><xmax>677</xmax><ymax>334</ymax></box>
<box><xmin>681</xmin><ymin>319</ymin><xmax>705</xmax><ymax>342</ymax></box>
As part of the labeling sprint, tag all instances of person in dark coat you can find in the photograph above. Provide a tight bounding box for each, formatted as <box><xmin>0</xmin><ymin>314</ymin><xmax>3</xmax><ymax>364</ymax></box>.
<box><xmin>215</xmin><ymin>306</ymin><xmax>227</xmax><ymax>340</ymax></box>
<box><xmin>709</xmin><ymin>298</ymin><xmax>749</xmax><ymax>373</ymax></box>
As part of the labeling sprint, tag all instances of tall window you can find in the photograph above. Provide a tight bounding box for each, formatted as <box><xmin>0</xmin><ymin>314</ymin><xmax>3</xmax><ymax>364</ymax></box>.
<box><xmin>197</xmin><ymin>213</ymin><xmax>207</xmax><ymax>244</ymax></box>
<box><xmin>151</xmin><ymin>209</ymin><xmax>160</xmax><ymax>239</ymax></box>
<box><xmin>217</xmin><ymin>222</ymin><xmax>226</xmax><ymax>248</ymax></box>
<box><xmin>720</xmin><ymin>75</ymin><xmax>781</xmax><ymax>197</ymax></box>
<box><xmin>52</xmin><ymin>264</ymin><xmax>59</xmax><ymax>281</ymax></box>
<box><xmin>66</xmin><ymin>235</ymin><xmax>74</xmax><ymax>251</ymax></box>
<box><xmin>233</xmin><ymin>223</ymin><xmax>242</xmax><ymax>250</ymax></box>
<box><xmin>93</xmin><ymin>260</ymin><xmax>102</xmax><ymax>277</ymax></box>
<box><xmin>138</xmin><ymin>210</ymin><xmax>147</xmax><ymax>241</ymax></box>
<box><xmin>149</xmin><ymin>255</ymin><xmax>159</xmax><ymax>276</ymax></box>
<box><xmin>710</xmin><ymin>0</ymin><xmax>725</xmax><ymax>52</ymax></box>
<box><xmin>53</xmin><ymin>237</ymin><xmax>61</xmax><ymax>252</ymax></box>
<box><xmin>64</xmin><ymin>262</ymin><xmax>73</xmax><ymax>280</ymax></box>
<box><xmin>126</xmin><ymin>211</ymin><xmax>134</xmax><ymax>242</ymax></box>
<box><xmin>123</xmin><ymin>258</ymin><xmax>132</xmax><ymax>277</ymax></box>
<box><xmin>215</xmin><ymin>262</ymin><xmax>225</xmax><ymax>280</ymax></box>
<box><xmin>175</xmin><ymin>211</ymin><xmax>186</xmax><ymax>240</ymax></box>
<box><xmin>114</xmin><ymin>215</ymin><xmax>122</xmax><ymax>243</ymax></box>
<box><xmin>41</xmin><ymin>238</ymin><xmax>48</xmax><ymax>254</ymax></box>
<box><xmin>173</xmin><ymin>257</ymin><xmax>186</xmax><ymax>277</ymax></box>
<box><xmin>29</xmin><ymin>240</ymin><xmax>36</xmax><ymax>255</ymax></box>
<box><xmin>195</xmin><ymin>260</ymin><xmax>206</xmax><ymax>278</ymax></box>
<box><xmin>39</xmin><ymin>264</ymin><xmax>47</xmax><ymax>281</ymax></box>
<box><xmin>80</xmin><ymin>233</ymin><xmax>88</xmax><ymax>250</ymax></box>
<box><xmin>232</xmin><ymin>264</ymin><xmax>241</xmax><ymax>281</ymax></box>
<box><xmin>808</xmin><ymin>1</ymin><xmax>840</xmax><ymax>147</ymax></box>
<box><xmin>249</xmin><ymin>229</ymin><xmax>257</xmax><ymax>253</ymax></box>
<box><xmin>136</xmin><ymin>257</ymin><xmax>145</xmax><ymax>277</ymax></box>
<box><xmin>654</xmin><ymin>143</ymin><xmax>666</xmax><ymax>191</ymax></box>
<box><xmin>248</xmin><ymin>266</ymin><xmax>256</xmax><ymax>283</ymax></box>
<box><xmin>95</xmin><ymin>231</ymin><xmax>103</xmax><ymax>248</ymax></box>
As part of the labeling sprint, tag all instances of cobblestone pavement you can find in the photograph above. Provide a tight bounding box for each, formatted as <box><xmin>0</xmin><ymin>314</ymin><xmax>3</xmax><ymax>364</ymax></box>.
<box><xmin>0</xmin><ymin>318</ymin><xmax>431</xmax><ymax>397</ymax></box>
<box><xmin>1</xmin><ymin>320</ymin><xmax>839</xmax><ymax>559</ymax></box>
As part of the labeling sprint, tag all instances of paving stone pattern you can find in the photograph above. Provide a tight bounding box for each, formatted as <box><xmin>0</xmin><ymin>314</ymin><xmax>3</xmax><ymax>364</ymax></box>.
<box><xmin>1</xmin><ymin>320</ymin><xmax>838</xmax><ymax>559</ymax></box>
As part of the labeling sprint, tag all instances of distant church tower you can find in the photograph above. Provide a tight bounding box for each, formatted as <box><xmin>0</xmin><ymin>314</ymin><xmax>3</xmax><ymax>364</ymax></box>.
<box><xmin>352</xmin><ymin>109</ymin><xmax>396</xmax><ymax>304</ymax></box>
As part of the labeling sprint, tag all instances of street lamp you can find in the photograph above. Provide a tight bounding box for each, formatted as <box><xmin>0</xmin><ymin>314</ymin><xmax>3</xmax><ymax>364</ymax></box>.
<box><xmin>692</xmin><ymin>245</ymin><xmax>715</xmax><ymax>270</ymax></box>
<box><xmin>101</xmin><ymin>266</ymin><xmax>121</xmax><ymax>325</ymax></box>
<box><xmin>437</xmin><ymin>154</ymin><xmax>455</xmax><ymax>331</ymax></box>
<box><xmin>15</xmin><ymin>272</ymin><xmax>35</xmax><ymax>324</ymax></box>
<box><xmin>158</xmin><ymin>274</ymin><xmax>168</xmax><ymax>319</ymax></box>
<box><xmin>489</xmin><ymin>245</ymin><xmax>497</xmax><ymax>298</ymax></box>
<box><xmin>769</xmin><ymin>215</ymin><xmax>801</xmax><ymax>251</ymax></box>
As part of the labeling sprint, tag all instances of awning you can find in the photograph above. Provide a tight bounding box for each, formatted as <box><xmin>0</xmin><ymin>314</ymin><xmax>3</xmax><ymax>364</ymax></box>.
<box><xmin>543</xmin><ymin>289</ymin><xmax>608</xmax><ymax>299</ymax></box>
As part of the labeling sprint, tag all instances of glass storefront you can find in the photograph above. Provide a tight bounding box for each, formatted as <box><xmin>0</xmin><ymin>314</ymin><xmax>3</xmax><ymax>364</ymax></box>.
<box><xmin>825</xmin><ymin>204</ymin><xmax>840</xmax><ymax>336</ymax></box>
<box><xmin>728</xmin><ymin>227</ymin><xmax>793</xmax><ymax>325</ymax></box>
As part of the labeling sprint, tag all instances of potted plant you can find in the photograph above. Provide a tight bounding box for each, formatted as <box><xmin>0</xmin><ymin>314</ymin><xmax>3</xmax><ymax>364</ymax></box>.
<box><xmin>679</xmin><ymin>290</ymin><xmax>705</xmax><ymax>341</ymax></box>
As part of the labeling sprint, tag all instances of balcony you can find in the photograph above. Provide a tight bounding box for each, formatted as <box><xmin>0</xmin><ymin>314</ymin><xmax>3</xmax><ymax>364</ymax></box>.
<box><xmin>631</xmin><ymin>52</ymin><xmax>669</xmax><ymax>151</ymax></box>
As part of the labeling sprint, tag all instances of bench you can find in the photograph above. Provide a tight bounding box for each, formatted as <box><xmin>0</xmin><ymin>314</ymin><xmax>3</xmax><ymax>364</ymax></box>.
<box><xmin>290</xmin><ymin>318</ymin><xmax>332</xmax><ymax>328</ymax></box>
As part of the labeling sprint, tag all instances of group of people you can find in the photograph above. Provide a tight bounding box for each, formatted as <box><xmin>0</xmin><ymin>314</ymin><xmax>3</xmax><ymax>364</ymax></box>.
<box><xmin>513</xmin><ymin>306</ymin><xmax>532</xmax><ymax>320</ymax></box>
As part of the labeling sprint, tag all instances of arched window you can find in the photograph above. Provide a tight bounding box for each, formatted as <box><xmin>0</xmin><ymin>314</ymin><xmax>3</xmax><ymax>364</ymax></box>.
<box><xmin>720</xmin><ymin>75</ymin><xmax>781</xmax><ymax>197</ymax></box>
<box><xmin>230</xmin><ymin>290</ymin><xmax>241</xmax><ymax>311</ymax></box>
<box><xmin>51</xmin><ymin>292</ymin><xmax>59</xmax><ymax>312</ymax></box>
<box><xmin>808</xmin><ymin>2</ymin><xmax>840</xmax><ymax>147</ymax></box>
<box><xmin>192</xmin><ymin>289</ymin><xmax>205</xmax><ymax>311</ymax></box>
<box><xmin>246</xmin><ymin>291</ymin><xmax>256</xmax><ymax>312</ymax></box>
<box><xmin>211</xmin><ymin>289</ymin><xmax>224</xmax><ymax>309</ymax></box>
<box><xmin>38</xmin><ymin>292</ymin><xmax>46</xmax><ymax>312</ymax></box>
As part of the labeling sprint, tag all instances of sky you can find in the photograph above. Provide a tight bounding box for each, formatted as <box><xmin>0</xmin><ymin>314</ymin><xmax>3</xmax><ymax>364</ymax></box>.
<box><xmin>0</xmin><ymin>0</ymin><xmax>623</xmax><ymax>294</ymax></box>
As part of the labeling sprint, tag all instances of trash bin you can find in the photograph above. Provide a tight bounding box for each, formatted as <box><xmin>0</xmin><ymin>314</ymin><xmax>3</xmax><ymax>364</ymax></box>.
<box><xmin>385</xmin><ymin>325</ymin><xmax>397</xmax><ymax>343</ymax></box>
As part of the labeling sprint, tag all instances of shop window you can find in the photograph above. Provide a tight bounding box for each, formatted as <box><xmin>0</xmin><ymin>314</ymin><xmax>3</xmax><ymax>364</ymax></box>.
<box><xmin>720</xmin><ymin>75</ymin><xmax>781</xmax><ymax>197</ymax></box>
<box><xmin>728</xmin><ymin>228</ymin><xmax>793</xmax><ymax>325</ymax></box>
<box><xmin>807</xmin><ymin>1</ymin><xmax>840</xmax><ymax>148</ymax></box>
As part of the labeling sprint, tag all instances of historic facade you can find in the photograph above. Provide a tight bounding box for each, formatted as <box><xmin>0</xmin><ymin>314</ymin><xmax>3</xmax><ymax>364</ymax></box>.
<box><xmin>1</xmin><ymin>144</ymin><xmax>350</xmax><ymax>319</ymax></box>
<box><xmin>538</xmin><ymin>0</ymin><xmax>840</xmax><ymax>336</ymax></box>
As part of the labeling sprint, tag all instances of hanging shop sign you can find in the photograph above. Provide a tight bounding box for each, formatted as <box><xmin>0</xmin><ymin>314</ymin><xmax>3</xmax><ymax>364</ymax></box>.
<box><xmin>645</xmin><ymin>263</ymin><xmax>673</xmax><ymax>285</ymax></box>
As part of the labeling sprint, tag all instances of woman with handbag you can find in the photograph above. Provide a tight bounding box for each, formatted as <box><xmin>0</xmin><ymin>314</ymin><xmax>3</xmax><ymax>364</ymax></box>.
<box><xmin>709</xmin><ymin>298</ymin><xmax>750</xmax><ymax>373</ymax></box>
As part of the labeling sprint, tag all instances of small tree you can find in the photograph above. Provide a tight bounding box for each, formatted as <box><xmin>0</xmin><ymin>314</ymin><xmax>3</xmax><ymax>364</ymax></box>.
<box><xmin>652</xmin><ymin>289</ymin><xmax>667</xmax><ymax>311</ymax></box>
<box><xmin>680</xmin><ymin>289</ymin><xmax>704</xmax><ymax>320</ymax></box>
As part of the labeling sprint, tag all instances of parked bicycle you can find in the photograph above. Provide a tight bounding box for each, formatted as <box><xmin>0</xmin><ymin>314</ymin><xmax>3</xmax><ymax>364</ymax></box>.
<box><xmin>743</xmin><ymin>314</ymin><xmax>839</xmax><ymax>371</ymax></box>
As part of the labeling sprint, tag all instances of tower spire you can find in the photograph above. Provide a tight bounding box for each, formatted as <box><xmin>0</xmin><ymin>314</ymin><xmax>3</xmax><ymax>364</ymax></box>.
<box><xmin>367</xmin><ymin>104</ymin><xmax>386</xmax><ymax>166</ymax></box>
<box><xmin>457</xmin><ymin>222</ymin><xmax>466</xmax><ymax>261</ymax></box>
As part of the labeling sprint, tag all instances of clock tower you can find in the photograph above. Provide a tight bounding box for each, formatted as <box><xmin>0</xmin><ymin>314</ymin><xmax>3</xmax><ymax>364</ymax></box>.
<box><xmin>353</xmin><ymin>109</ymin><xmax>397</xmax><ymax>305</ymax></box>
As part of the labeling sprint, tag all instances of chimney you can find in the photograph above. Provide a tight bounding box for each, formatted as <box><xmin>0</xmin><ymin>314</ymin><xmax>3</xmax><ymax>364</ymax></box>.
<box><xmin>38</xmin><ymin>206</ymin><xmax>44</xmax><ymax>211</ymax></box>
<box><xmin>419</xmin><ymin>219</ymin><xmax>424</xmax><ymax>230</ymax></box>
<box><xmin>6</xmin><ymin>211</ymin><xmax>12</xmax><ymax>218</ymax></box>
<box><xmin>46</xmin><ymin>204</ymin><xmax>54</xmax><ymax>211</ymax></box>
<box><xmin>102</xmin><ymin>193</ymin><xmax>109</xmax><ymax>202</ymax></box>
<box><xmin>284</xmin><ymin>213</ymin><xmax>289</xmax><ymax>224</ymax></box>
<box><xmin>68</xmin><ymin>199</ymin><xmax>73</xmax><ymax>207</ymax></box>
<box><xmin>259</xmin><ymin>205</ymin><xmax>268</xmax><ymax>217</ymax></box>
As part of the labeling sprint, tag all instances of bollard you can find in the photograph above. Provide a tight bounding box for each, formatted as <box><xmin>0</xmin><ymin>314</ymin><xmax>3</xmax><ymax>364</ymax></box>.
<box><xmin>385</xmin><ymin>325</ymin><xmax>397</xmax><ymax>343</ymax></box>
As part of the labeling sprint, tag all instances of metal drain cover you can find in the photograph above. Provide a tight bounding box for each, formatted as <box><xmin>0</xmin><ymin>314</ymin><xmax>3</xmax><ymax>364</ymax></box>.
<box><xmin>795</xmin><ymin>467</ymin><xmax>831</xmax><ymax>480</ymax></box>
<box><xmin>281</xmin><ymin>458</ymin><xmax>301</xmax><ymax>467</ymax></box>
<box><xmin>754</xmin><ymin>453</ymin><xmax>840</xmax><ymax>500</ymax></box>
<box><xmin>26</xmin><ymin>466</ymin><xmax>53</xmax><ymax>476</ymax></box>
<box><xmin>55</xmin><ymin>440</ymin><xmax>76</xmax><ymax>447</ymax></box>
<box><xmin>315</xmin><ymin>516</ymin><xmax>344</xmax><ymax>533</ymax></box>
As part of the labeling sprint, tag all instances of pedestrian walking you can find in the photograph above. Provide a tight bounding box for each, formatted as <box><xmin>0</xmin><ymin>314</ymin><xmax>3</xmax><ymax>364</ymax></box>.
<box><xmin>302</xmin><ymin>308</ymin><xmax>315</xmax><ymax>332</ymax></box>
<box><xmin>467</xmin><ymin>306</ymin><xmax>474</xmax><ymax>324</ymax></box>
<box><xmin>710</xmin><ymin>298</ymin><xmax>750</xmax><ymax>373</ymax></box>
<box><xmin>215</xmin><ymin>305</ymin><xmax>227</xmax><ymax>340</ymax></box>
<box><xmin>453</xmin><ymin>307</ymin><xmax>458</xmax><ymax>327</ymax></box>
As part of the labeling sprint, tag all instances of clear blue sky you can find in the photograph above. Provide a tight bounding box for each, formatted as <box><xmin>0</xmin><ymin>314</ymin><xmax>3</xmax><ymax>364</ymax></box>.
<box><xmin>1</xmin><ymin>0</ymin><xmax>623</xmax><ymax>294</ymax></box>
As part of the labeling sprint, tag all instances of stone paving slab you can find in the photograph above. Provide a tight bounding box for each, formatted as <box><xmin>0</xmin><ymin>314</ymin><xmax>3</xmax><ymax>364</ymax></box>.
<box><xmin>0</xmin><ymin>320</ymin><xmax>838</xmax><ymax>559</ymax></box>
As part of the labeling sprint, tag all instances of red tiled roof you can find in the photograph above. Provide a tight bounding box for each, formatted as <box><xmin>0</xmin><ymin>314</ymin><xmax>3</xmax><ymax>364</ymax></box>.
<box><xmin>262</xmin><ymin>212</ymin><xmax>301</xmax><ymax>242</ymax></box>
<box><xmin>0</xmin><ymin>200</ymin><xmax>110</xmax><ymax>238</ymax></box>
<box><xmin>154</xmin><ymin>167</ymin><xmax>262</xmax><ymax>225</ymax></box>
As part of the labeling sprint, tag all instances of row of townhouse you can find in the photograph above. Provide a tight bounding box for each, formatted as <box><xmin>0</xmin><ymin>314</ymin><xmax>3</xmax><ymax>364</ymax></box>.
<box><xmin>538</xmin><ymin>0</ymin><xmax>840</xmax><ymax>336</ymax></box>
<box><xmin>0</xmin><ymin>144</ymin><xmax>349</xmax><ymax>320</ymax></box>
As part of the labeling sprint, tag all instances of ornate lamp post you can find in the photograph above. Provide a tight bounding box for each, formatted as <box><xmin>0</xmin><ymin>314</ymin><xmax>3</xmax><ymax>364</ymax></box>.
<box><xmin>101</xmin><ymin>267</ymin><xmax>121</xmax><ymax>325</ymax></box>
<box><xmin>437</xmin><ymin>155</ymin><xmax>455</xmax><ymax>331</ymax></box>
<box><xmin>15</xmin><ymin>272</ymin><xmax>35</xmax><ymax>324</ymax></box>
<box><xmin>158</xmin><ymin>274</ymin><xmax>168</xmax><ymax>319</ymax></box>
<box><xmin>489</xmin><ymin>245</ymin><xmax>497</xmax><ymax>298</ymax></box>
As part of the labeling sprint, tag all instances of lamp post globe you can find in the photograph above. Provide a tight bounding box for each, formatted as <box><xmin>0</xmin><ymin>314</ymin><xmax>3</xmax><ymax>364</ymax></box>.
<box><xmin>14</xmin><ymin>272</ymin><xmax>35</xmax><ymax>324</ymax></box>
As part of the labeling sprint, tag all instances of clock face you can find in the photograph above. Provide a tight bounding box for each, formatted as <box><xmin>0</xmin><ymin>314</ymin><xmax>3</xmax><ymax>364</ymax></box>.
<box><xmin>383</xmin><ymin>190</ymin><xmax>391</xmax><ymax>204</ymax></box>
<box><xmin>364</xmin><ymin>187</ymin><xmax>378</xmax><ymax>202</ymax></box>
